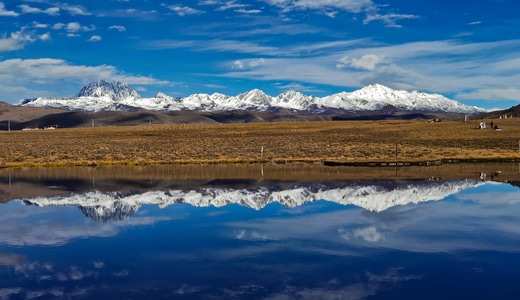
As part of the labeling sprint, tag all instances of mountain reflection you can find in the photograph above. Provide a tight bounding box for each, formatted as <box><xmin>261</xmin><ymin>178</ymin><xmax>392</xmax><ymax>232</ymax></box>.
<box><xmin>2</xmin><ymin>165</ymin><xmax>520</xmax><ymax>299</ymax></box>
<box><xmin>20</xmin><ymin>179</ymin><xmax>483</xmax><ymax>222</ymax></box>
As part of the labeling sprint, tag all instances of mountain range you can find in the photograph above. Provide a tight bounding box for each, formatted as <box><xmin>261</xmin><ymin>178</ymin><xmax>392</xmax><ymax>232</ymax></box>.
<box><xmin>19</xmin><ymin>79</ymin><xmax>485</xmax><ymax>114</ymax></box>
<box><xmin>20</xmin><ymin>179</ymin><xmax>484</xmax><ymax>222</ymax></box>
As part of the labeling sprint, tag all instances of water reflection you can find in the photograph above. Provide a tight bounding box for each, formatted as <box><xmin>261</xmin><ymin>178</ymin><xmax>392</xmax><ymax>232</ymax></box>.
<box><xmin>19</xmin><ymin>179</ymin><xmax>482</xmax><ymax>222</ymax></box>
<box><xmin>0</xmin><ymin>164</ymin><xmax>520</xmax><ymax>299</ymax></box>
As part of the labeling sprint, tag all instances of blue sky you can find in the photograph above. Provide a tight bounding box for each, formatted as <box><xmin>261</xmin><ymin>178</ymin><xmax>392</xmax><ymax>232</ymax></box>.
<box><xmin>0</xmin><ymin>0</ymin><xmax>519</xmax><ymax>109</ymax></box>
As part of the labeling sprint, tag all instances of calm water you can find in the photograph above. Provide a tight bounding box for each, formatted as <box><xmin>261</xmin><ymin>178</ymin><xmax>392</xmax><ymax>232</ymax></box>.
<box><xmin>1</xmin><ymin>166</ymin><xmax>520</xmax><ymax>299</ymax></box>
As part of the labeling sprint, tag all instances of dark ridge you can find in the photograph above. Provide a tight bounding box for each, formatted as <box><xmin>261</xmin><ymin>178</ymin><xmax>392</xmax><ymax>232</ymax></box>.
<box><xmin>19</xmin><ymin>111</ymin><xmax>90</xmax><ymax>128</ymax></box>
<box><xmin>476</xmin><ymin>104</ymin><xmax>520</xmax><ymax>119</ymax></box>
<box><xmin>333</xmin><ymin>113</ymin><xmax>433</xmax><ymax>121</ymax></box>
<box><xmin>202</xmin><ymin>110</ymin><xmax>259</xmax><ymax>123</ymax></box>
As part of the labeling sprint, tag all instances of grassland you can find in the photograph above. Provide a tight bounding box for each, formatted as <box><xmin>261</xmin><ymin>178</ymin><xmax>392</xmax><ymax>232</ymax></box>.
<box><xmin>1</xmin><ymin>119</ymin><xmax>519</xmax><ymax>168</ymax></box>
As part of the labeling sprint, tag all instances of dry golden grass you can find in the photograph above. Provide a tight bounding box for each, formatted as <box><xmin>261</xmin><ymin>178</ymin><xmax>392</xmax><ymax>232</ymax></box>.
<box><xmin>1</xmin><ymin>119</ymin><xmax>519</xmax><ymax>168</ymax></box>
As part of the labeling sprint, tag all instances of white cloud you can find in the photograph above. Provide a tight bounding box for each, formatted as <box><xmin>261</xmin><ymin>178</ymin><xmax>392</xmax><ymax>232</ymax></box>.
<box><xmin>39</xmin><ymin>32</ymin><xmax>51</xmax><ymax>41</ymax></box>
<box><xmin>59</xmin><ymin>4</ymin><xmax>90</xmax><ymax>16</ymax></box>
<box><xmin>325</xmin><ymin>10</ymin><xmax>338</xmax><ymax>18</ymax></box>
<box><xmin>249</xmin><ymin>58</ymin><xmax>266</xmax><ymax>67</ymax></box>
<box><xmin>88</xmin><ymin>35</ymin><xmax>102</xmax><ymax>42</ymax></box>
<box><xmin>215</xmin><ymin>1</ymin><xmax>247</xmax><ymax>11</ymax></box>
<box><xmin>264</xmin><ymin>0</ymin><xmax>374</xmax><ymax>14</ymax></box>
<box><xmin>337</xmin><ymin>54</ymin><xmax>386</xmax><ymax>70</ymax></box>
<box><xmin>109</xmin><ymin>25</ymin><xmax>126</xmax><ymax>32</ymax></box>
<box><xmin>150</xmin><ymin>39</ymin><xmax>281</xmax><ymax>55</ymax></box>
<box><xmin>235</xmin><ymin>9</ymin><xmax>262</xmax><ymax>14</ymax></box>
<box><xmin>65</xmin><ymin>22</ymin><xmax>95</xmax><ymax>33</ymax></box>
<box><xmin>232</xmin><ymin>60</ymin><xmax>244</xmax><ymax>69</ymax></box>
<box><xmin>263</xmin><ymin>0</ymin><xmax>419</xmax><ymax>28</ymax></box>
<box><xmin>0</xmin><ymin>58</ymin><xmax>169</xmax><ymax>101</ymax></box>
<box><xmin>166</xmin><ymin>5</ymin><xmax>204</xmax><ymax>16</ymax></box>
<box><xmin>0</xmin><ymin>29</ymin><xmax>45</xmax><ymax>52</ymax></box>
<box><xmin>32</xmin><ymin>22</ymin><xmax>48</xmax><ymax>29</ymax></box>
<box><xmin>457</xmin><ymin>88</ymin><xmax>520</xmax><ymax>102</ymax></box>
<box><xmin>199</xmin><ymin>0</ymin><xmax>219</xmax><ymax>5</ymax></box>
<box><xmin>204</xmin><ymin>83</ymin><xmax>227</xmax><ymax>89</ymax></box>
<box><xmin>215</xmin><ymin>38</ymin><xmax>520</xmax><ymax>104</ymax></box>
<box><xmin>363</xmin><ymin>12</ymin><xmax>419</xmax><ymax>28</ymax></box>
<box><xmin>204</xmin><ymin>39</ymin><xmax>281</xmax><ymax>55</ymax></box>
<box><xmin>275</xmin><ymin>82</ymin><xmax>323</xmax><ymax>93</ymax></box>
<box><xmin>18</xmin><ymin>4</ymin><xmax>60</xmax><ymax>16</ymax></box>
<box><xmin>230</xmin><ymin>58</ymin><xmax>265</xmax><ymax>70</ymax></box>
<box><xmin>52</xmin><ymin>23</ymin><xmax>64</xmax><ymax>30</ymax></box>
<box><xmin>0</xmin><ymin>2</ymin><xmax>19</xmax><ymax>16</ymax></box>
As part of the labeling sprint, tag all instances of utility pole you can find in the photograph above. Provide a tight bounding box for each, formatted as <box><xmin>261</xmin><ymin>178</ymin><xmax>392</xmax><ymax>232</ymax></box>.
<box><xmin>7</xmin><ymin>120</ymin><xmax>10</xmax><ymax>132</ymax></box>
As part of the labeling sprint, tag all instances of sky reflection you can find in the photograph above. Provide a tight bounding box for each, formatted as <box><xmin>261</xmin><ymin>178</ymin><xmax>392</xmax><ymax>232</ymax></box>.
<box><xmin>0</xmin><ymin>177</ymin><xmax>519</xmax><ymax>299</ymax></box>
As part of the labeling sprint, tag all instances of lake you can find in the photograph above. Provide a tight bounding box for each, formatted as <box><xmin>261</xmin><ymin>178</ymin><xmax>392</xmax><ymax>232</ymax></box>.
<box><xmin>1</xmin><ymin>164</ymin><xmax>520</xmax><ymax>299</ymax></box>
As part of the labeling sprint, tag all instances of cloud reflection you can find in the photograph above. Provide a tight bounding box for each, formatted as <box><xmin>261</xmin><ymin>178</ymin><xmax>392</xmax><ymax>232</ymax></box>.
<box><xmin>0</xmin><ymin>202</ymin><xmax>173</xmax><ymax>246</ymax></box>
<box><xmin>219</xmin><ymin>183</ymin><xmax>520</xmax><ymax>259</ymax></box>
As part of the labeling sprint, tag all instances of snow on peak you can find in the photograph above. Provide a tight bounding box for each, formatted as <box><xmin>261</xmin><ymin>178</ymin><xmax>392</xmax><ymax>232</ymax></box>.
<box><xmin>76</xmin><ymin>79</ymin><xmax>140</xmax><ymax>101</ymax></box>
<box><xmin>236</xmin><ymin>89</ymin><xmax>272</xmax><ymax>109</ymax></box>
<box><xmin>18</xmin><ymin>81</ymin><xmax>487</xmax><ymax>114</ymax></box>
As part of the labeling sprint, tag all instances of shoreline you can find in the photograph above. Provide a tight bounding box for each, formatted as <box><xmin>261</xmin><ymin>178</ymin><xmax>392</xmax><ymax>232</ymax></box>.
<box><xmin>1</xmin><ymin>157</ymin><xmax>520</xmax><ymax>169</ymax></box>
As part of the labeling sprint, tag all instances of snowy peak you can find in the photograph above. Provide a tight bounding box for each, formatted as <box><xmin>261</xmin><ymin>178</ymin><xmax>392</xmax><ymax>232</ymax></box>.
<box><xmin>236</xmin><ymin>89</ymin><xmax>272</xmax><ymax>109</ymax></box>
<box><xmin>354</xmin><ymin>84</ymin><xmax>397</xmax><ymax>98</ymax></box>
<box><xmin>18</xmin><ymin>81</ymin><xmax>487</xmax><ymax>114</ymax></box>
<box><xmin>273</xmin><ymin>90</ymin><xmax>315</xmax><ymax>109</ymax></box>
<box><xmin>76</xmin><ymin>79</ymin><xmax>140</xmax><ymax>101</ymax></box>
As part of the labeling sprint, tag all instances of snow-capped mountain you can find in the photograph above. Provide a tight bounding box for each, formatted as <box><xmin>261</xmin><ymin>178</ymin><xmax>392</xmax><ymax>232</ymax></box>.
<box><xmin>18</xmin><ymin>80</ymin><xmax>486</xmax><ymax>114</ymax></box>
<box><xmin>20</xmin><ymin>179</ymin><xmax>484</xmax><ymax>222</ymax></box>
<box><xmin>76</xmin><ymin>80</ymin><xmax>140</xmax><ymax>100</ymax></box>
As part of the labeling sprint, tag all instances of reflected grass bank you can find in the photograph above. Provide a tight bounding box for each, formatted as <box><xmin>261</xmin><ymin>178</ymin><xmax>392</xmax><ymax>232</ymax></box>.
<box><xmin>1</xmin><ymin>163</ymin><xmax>519</xmax><ymax>203</ymax></box>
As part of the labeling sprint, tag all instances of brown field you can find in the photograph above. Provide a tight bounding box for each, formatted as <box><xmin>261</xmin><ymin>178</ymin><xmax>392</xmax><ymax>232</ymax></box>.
<box><xmin>1</xmin><ymin>119</ymin><xmax>520</xmax><ymax>168</ymax></box>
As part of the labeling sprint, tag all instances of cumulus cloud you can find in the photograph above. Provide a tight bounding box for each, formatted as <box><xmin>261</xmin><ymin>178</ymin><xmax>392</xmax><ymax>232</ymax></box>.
<box><xmin>18</xmin><ymin>4</ymin><xmax>60</xmax><ymax>16</ymax></box>
<box><xmin>264</xmin><ymin>0</ymin><xmax>374</xmax><ymax>14</ymax></box>
<box><xmin>109</xmin><ymin>25</ymin><xmax>126</xmax><ymax>32</ymax></box>
<box><xmin>235</xmin><ymin>9</ymin><xmax>262</xmax><ymax>14</ymax></box>
<box><xmin>263</xmin><ymin>0</ymin><xmax>418</xmax><ymax>28</ymax></box>
<box><xmin>0</xmin><ymin>29</ymin><xmax>48</xmax><ymax>52</ymax></box>
<box><xmin>0</xmin><ymin>58</ymin><xmax>169</xmax><ymax>102</ymax></box>
<box><xmin>215</xmin><ymin>1</ymin><xmax>247</xmax><ymax>11</ymax></box>
<box><xmin>249</xmin><ymin>58</ymin><xmax>266</xmax><ymax>67</ymax></box>
<box><xmin>39</xmin><ymin>32</ymin><xmax>51</xmax><ymax>41</ymax></box>
<box><xmin>60</xmin><ymin>4</ymin><xmax>90</xmax><ymax>16</ymax></box>
<box><xmin>456</xmin><ymin>88</ymin><xmax>520</xmax><ymax>102</ymax></box>
<box><xmin>363</xmin><ymin>12</ymin><xmax>419</xmax><ymax>28</ymax></box>
<box><xmin>337</xmin><ymin>54</ymin><xmax>386</xmax><ymax>70</ymax></box>
<box><xmin>32</xmin><ymin>22</ymin><xmax>48</xmax><ymax>29</ymax></box>
<box><xmin>52</xmin><ymin>23</ymin><xmax>65</xmax><ymax>30</ymax></box>
<box><xmin>88</xmin><ymin>35</ymin><xmax>102</xmax><ymax>42</ymax></box>
<box><xmin>232</xmin><ymin>60</ymin><xmax>244</xmax><ymax>69</ymax></box>
<box><xmin>216</xmin><ymin>38</ymin><xmax>520</xmax><ymax>105</ymax></box>
<box><xmin>166</xmin><ymin>5</ymin><xmax>204</xmax><ymax>16</ymax></box>
<box><xmin>231</xmin><ymin>58</ymin><xmax>266</xmax><ymax>70</ymax></box>
<box><xmin>0</xmin><ymin>2</ymin><xmax>19</xmax><ymax>16</ymax></box>
<box><xmin>65</xmin><ymin>22</ymin><xmax>95</xmax><ymax>33</ymax></box>
<box><xmin>276</xmin><ymin>82</ymin><xmax>323</xmax><ymax>93</ymax></box>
